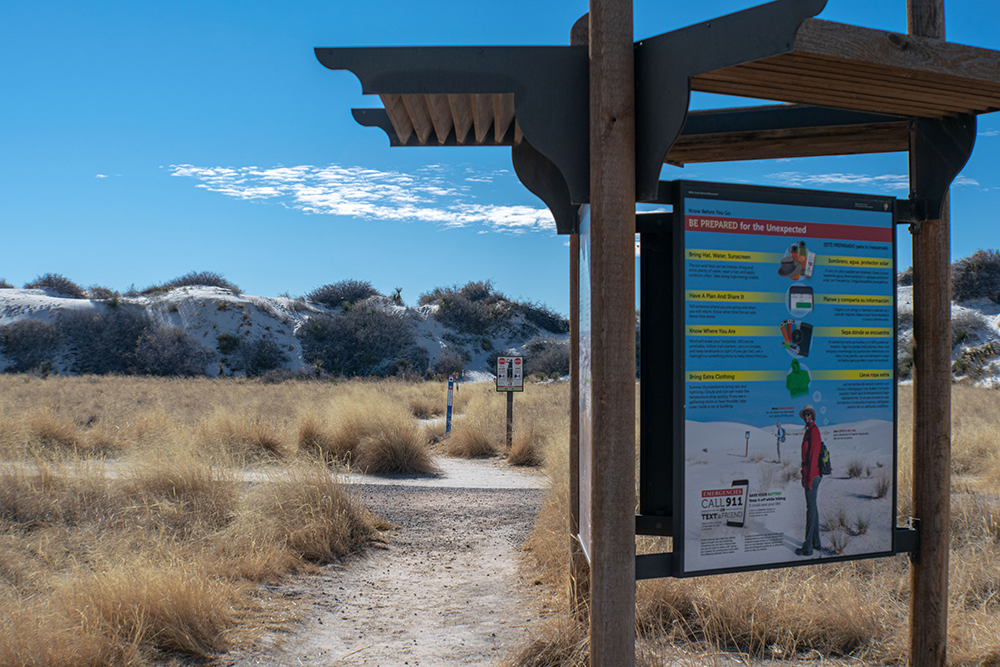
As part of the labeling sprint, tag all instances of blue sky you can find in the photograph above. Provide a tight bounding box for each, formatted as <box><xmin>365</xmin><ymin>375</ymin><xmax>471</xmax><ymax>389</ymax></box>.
<box><xmin>3</xmin><ymin>1</ymin><xmax>999</xmax><ymax>316</ymax></box>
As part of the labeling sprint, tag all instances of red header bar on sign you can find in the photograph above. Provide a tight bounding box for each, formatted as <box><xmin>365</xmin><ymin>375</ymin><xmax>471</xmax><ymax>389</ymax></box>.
<box><xmin>685</xmin><ymin>216</ymin><xmax>892</xmax><ymax>243</ymax></box>
<box><xmin>702</xmin><ymin>488</ymin><xmax>743</xmax><ymax>498</ymax></box>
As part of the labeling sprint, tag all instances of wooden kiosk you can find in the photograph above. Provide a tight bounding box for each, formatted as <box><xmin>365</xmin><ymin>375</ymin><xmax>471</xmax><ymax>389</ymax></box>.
<box><xmin>315</xmin><ymin>1</ymin><xmax>1000</xmax><ymax>663</ymax></box>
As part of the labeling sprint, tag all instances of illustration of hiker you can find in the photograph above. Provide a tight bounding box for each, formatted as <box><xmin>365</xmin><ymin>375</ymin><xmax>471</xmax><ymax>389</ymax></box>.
<box><xmin>775</xmin><ymin>423</ymin><xmax>785</xmax><ymax>461</ymax></box>
<box><xmin>796</xmin><ymin>404</ymin><xmax>823</xmax><ymax>557</ymax></box>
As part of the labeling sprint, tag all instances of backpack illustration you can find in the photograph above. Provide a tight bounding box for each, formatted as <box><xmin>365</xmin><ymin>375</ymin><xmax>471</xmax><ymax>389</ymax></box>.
<box><xmin>819</xmin><ymin>442</ymin><xmax>832</xmax><ymax>476</ymax></box>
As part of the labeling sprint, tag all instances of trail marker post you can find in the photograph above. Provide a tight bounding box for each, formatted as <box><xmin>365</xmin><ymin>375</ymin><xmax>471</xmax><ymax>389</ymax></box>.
<box><xmin>445</xmin><ymin>374</ymin><xmax>454</xmax><ymax>438</ymax></box>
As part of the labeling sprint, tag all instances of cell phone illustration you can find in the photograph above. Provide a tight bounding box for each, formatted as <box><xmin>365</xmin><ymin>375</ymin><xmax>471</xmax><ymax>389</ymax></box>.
<box><xmin>788</xmin><ymin>285</ymin><xmax>814</xmax><ymax>312</ymax></box>
<box><xmin>727</xmin><ymin>479</ymin><xmax>749</xmax><ymax>528</ymax></box>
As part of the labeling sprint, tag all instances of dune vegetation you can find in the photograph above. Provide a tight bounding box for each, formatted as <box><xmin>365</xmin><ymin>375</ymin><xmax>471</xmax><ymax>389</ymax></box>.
<box><xmin>6</xmin><ymin>373</ymin><xmax>998</xmax><ymax>665</ymax></box>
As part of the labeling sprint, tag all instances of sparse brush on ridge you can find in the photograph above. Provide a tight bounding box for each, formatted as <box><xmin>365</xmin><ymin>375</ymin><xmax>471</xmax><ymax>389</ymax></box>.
<box><xmin>0</xmin><ymin>278</ymin><xmax>14</xmax><ymax>289</ymax></box>
<box><xmin>23</xmin><ymin>273</ymin><xmax>87</xmax><ymax>299</ymax></box>
<box><xmin>307</xmin><ymin>279</ymin><xmax>379</xmax><ymax>308</ymax></box>
<box><xmin>132</xmin><ymin>271</ymin><xmax>242</xmax><ymax>296</ymax></box>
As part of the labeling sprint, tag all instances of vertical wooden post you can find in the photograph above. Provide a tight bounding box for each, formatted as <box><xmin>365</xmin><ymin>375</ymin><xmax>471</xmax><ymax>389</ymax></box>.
<box><xmin>908</xmin><ymin>3</ymin><xmax>951</xmax><ymax>667</ymax></box>
<box><xmin>588</xmin><ymin>1</ymin><xmax>636</xmax><ymax>665</ymax></box>
<box><xmin>569</xmin><ymin>12</ymin><xmax>590</xmax><ymax>620</ymax></box>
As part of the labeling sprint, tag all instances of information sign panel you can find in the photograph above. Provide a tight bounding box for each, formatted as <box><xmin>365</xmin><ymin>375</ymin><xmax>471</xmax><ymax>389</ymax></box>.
<box><xmin>496</xmin><ymin>356</ymin><xmax>524</xmax><ymax>392</ymax></box>
<box><xmin>674</xmin><ymin>180</ymin><xmax>896</xmax><ymax>577</ymax></box>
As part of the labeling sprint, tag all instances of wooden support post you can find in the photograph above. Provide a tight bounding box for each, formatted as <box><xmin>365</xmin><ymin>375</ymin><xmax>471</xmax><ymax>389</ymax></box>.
<box><xmin>568</xmin><ymin>12</ymin><xmax>590</xmax><ymax>621</ymax></box>
<box><xmin>908</xmin><ymin>3</ymin><xmax>951</xmax><ymax>667</ymax></box>
<box><xmin>588</xmin><ymin>1</ymin><xmax>636</xmax><ymax>665</ymax></box>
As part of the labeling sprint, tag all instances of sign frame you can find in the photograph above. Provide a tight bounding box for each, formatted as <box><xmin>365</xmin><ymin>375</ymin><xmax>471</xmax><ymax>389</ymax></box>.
<box><xmin>640</xmin><ymin>179</ymin><xmax>899</xmax><ymax>578</ymax></box>
<box><xmin>496</xmin><ymin>355</ymin><xmax>525</xmax><ymax>393</ymax></box>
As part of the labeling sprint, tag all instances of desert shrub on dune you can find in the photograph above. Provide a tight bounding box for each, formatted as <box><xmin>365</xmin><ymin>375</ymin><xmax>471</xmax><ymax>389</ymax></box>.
<box><xmin>0</xmin><ymin>319</ymin><xmax>61</xmax><ymax>373</ymax></box>
<box><xmin>135</xmin><ymin>270</ymin><xmax>242</xmax><ymax>296</ymax></box>
<box><xmin>952</xmin><ymin>249</ymin><xmax>1000</xmax><ymax>302</ymax></box>
<box><xmin>297</xmin><ymin>307</ymin><xmax>427</xmax><ymax>377</ymax></box>
<box><xmin>307</xmin><ymin>279</ymin><xmax>379</xmax><ymax>309</ymax></box>
<box><xmin>23</xmin><ymin>273</ymin><xmax>87</xmax><ymax>299</ymax></box>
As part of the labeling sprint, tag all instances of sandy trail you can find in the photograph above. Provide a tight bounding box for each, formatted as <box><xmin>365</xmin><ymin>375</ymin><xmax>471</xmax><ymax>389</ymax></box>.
<box><xmin>227</xmin><ymin>459</ymin><xmax>550</xmax><ymax>666</ymax></box>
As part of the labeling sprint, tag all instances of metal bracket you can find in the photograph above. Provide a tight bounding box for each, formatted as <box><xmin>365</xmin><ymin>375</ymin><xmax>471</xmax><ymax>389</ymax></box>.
<box><xmin>896</xmin><ymin>517</ymin><xmax>920</xmax><ymax>562</ymax></box>
<box><xmin>511</xmin><ymin>139</ymin><xmax>580</xmax><ymax>234</ymax></box>
<box><xmin>315</xmin><ymin>45</ymin><xmax>590</xmax><ymax>204</ymax></box>
<box><xmin>909</xmin><ymin>115</ymin><xmax>977</xmax><ymax>221</ymax></box>
<box><xmin>895</xmin><ymin>198</ymin><xmax>926</xmax><ymax>224</ymax></box>
<box><xmin>636</xmin><ymin>552</ymin><xmax>674</xmax><ymax>580</ymax></box>
<box><xmin>634</xmin><ymin>0</ymin><xmax>828</xmax><ymax>201</ymax></box>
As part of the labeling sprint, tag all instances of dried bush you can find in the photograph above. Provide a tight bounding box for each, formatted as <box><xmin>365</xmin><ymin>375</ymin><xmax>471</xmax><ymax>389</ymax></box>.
<box><xmin>236</xmin><ymin>336</ymin><xmax>289</xmax><ymax>377</ymax></box>
<box><xmin>897</xmin><ymin>266</ymin><xmax>914</xmax><ymax>286</ymax></box>
<box><xmin>952</xmin><ymin>309</ymin><xmax>987</xmax><ymax>347</ymax></box>
<box><xmin>24</xmin><ymin>273</ymin><xmax>86</xmax><ymax>299</ymax></box>
<box><xmin>134</xmin><ymin>326</ymin><xmax>214</xmax><ymax>376</ymax></box>
<box><xmin>139</xmin><ymin>271</ymin><xmax>242</xmax><ymax>296</ymax></box>
<box><xmin>0</xmin><ymin>278</ymin><xmax>14</xmax><ymax>289</ymax></box>
<box><xmin>523</xmin><ymin>337</ymin><xmax>570</xmax><ymax>378</ymax></box>
<box><xmin>952</xmin><ymin>249</ymin><xmax>1000</xmax><ymax>302</ymax></box>
<box><xmin>297</xmin><ymin>307</ymin><xmax>426</xmax><ymax>377</ymax></box>
<box><xmin>1</xmin><ymin>319</ymin><xmax>61</xmax><ymax>373</ymax></box>
<box><xmin>433</xmin><ymin>348</ymin><xmax>466</xmax><ymax>378</ymax></box>
<box><xmin>518</xmin><ymin>301</ymin><xmax>569</xmax><ymax>334</ymax></box>
<box><xmin>60</xmin><ymin>307</ymin><xmax>151</xmax><ymax>374</ymax></box>
<box><xmin>354</xmin><ymin>422</ymin><xmax>437</xmax><ymax>475</ymax></box>
<box><xmin>446</xmin><ymin>427</ymin><xmax>496</xmax><ymax>458</ymax></box>
<box><xmin>421</xmin><ymin>281</ymin><xmax>514</xmax><ymax>336</ymax></box>
<box><xmin>86</xmin><ymin>285</ymin><xmax>119</xmax><ymax>300</ymax></box>
<box><xmin>307</xmin><ymin>279</ymin><xmax>379</xmax><ymax>309</ymax></box>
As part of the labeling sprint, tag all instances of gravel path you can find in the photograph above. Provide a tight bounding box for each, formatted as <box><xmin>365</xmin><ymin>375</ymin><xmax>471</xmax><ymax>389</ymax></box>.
<box><xmin>226</xmin><ymin>459</ymin><xmax>550</xmax><ymax>666</ymax></box>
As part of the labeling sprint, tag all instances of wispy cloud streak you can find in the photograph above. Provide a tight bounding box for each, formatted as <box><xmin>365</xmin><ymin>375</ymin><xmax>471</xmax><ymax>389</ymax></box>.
<box><xmin>170</xmin><ymin>163</ymin><xmax>554</xmax><ymax>234</ymax></box>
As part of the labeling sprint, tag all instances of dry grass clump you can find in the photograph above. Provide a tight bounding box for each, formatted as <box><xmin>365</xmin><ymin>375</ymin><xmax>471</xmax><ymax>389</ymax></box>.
<box><xmin>512</xmin><ymin>384</ymin><xmax>1000</xmax><ymax>665</ymax></box>
<box><xmin>199</xmin><ymin>413</ymin><xmax>297</xmax><ymax>460</ymax></box>
<box><xmin>508</xmin><ymin>424</ymin><xmax>546</xmax><ymax>467</ymax></box>
<box><xmin>354</xmin><ymin>422</ymin><xmax>438</xmax><ymax>475</ymax></box>
<box><xmin>0</xmin><ymin>452</ymin><xmax>381</xmax><ymax>665</ymax></box>
<box><xmin>447</xmin><ymin>428</ymin><xmax>498</xmax><ymax>458</ymax></box>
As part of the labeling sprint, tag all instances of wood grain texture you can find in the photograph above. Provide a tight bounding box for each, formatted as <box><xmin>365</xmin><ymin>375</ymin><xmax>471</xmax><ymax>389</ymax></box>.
<box><xmin>493</xmin><ymin>93</ymin><xmax>515</xmax><ymax>143</ymax></box>
<box><xmin>689</xmin><ymin>18</ymin><xmax>1000</xmax><ymax>118</ymax></box>
<box><xmin>472</xmin><ymin>93</ymin><xmax>493</xmax><ymax>143</ymax></box>
<box><xmin>668</xmin><ymin>122</ymin><xmax>909</xmax><ymax>163</ymax></box>
<box><xmin>379</xmin><ymin>94</ymin><xmax>414</xmax><ymax>145</ymax></box>
<box><xmin>401</xmin><ymin>94</ymin><xmax>434</xmax><ymax>144</ymax></box>
<box><xmin>448</xmin><ymin>94</ymin><xmax>474</xmax><ymax>144</ymax></box>
<box><xmin>908</xmin><ymin>4</ymin><xmax>950</xmax><ymax>667</ymax></box>
<box><xmin>587</xmin><ymin>0</ymin><xmax>636</xmax><ymax>664</ymax></box>
<box><xmin>425</xmin><ymin>94</ymin><xmax>453</xmax><ymax>145</ymax></box>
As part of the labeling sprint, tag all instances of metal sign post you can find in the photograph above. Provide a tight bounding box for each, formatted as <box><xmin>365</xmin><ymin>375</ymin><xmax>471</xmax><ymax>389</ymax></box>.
<box><xmin>496</xmin><ymin>356</ymin><xmax>524</xmax><ymax>451</ymax></box>
<box><xmin>445</xmin><ymin>374</ymin><xmax>455</xmax><ymax>438</ymax></box>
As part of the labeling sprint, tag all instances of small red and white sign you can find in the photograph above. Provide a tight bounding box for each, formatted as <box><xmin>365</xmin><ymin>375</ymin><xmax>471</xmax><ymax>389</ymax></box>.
<box><xmin>496</xmin><ymin>356</ymin><xmax>524</xmax><ymax>392</ymax></box>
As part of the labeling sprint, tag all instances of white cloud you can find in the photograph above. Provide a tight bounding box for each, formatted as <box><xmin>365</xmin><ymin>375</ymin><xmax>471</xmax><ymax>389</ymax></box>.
<box><xmin>170</xmin><ymin>163</ymin><xmax>554</xmax><ymax>234</ymax></box>
<box><xmin>978</xmin><ymin>130</ymin><xmax>1000</xmax><ymax>137</ymax></box>
<box><xmin>95</xmin><ymin>174</ymin><xmax>108</xmax><ymax>179</ymax></box>
<box><xmin>764</xmin><ymin>171</ymin><xmax>909</xmax><ymax>190</ymax></box>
